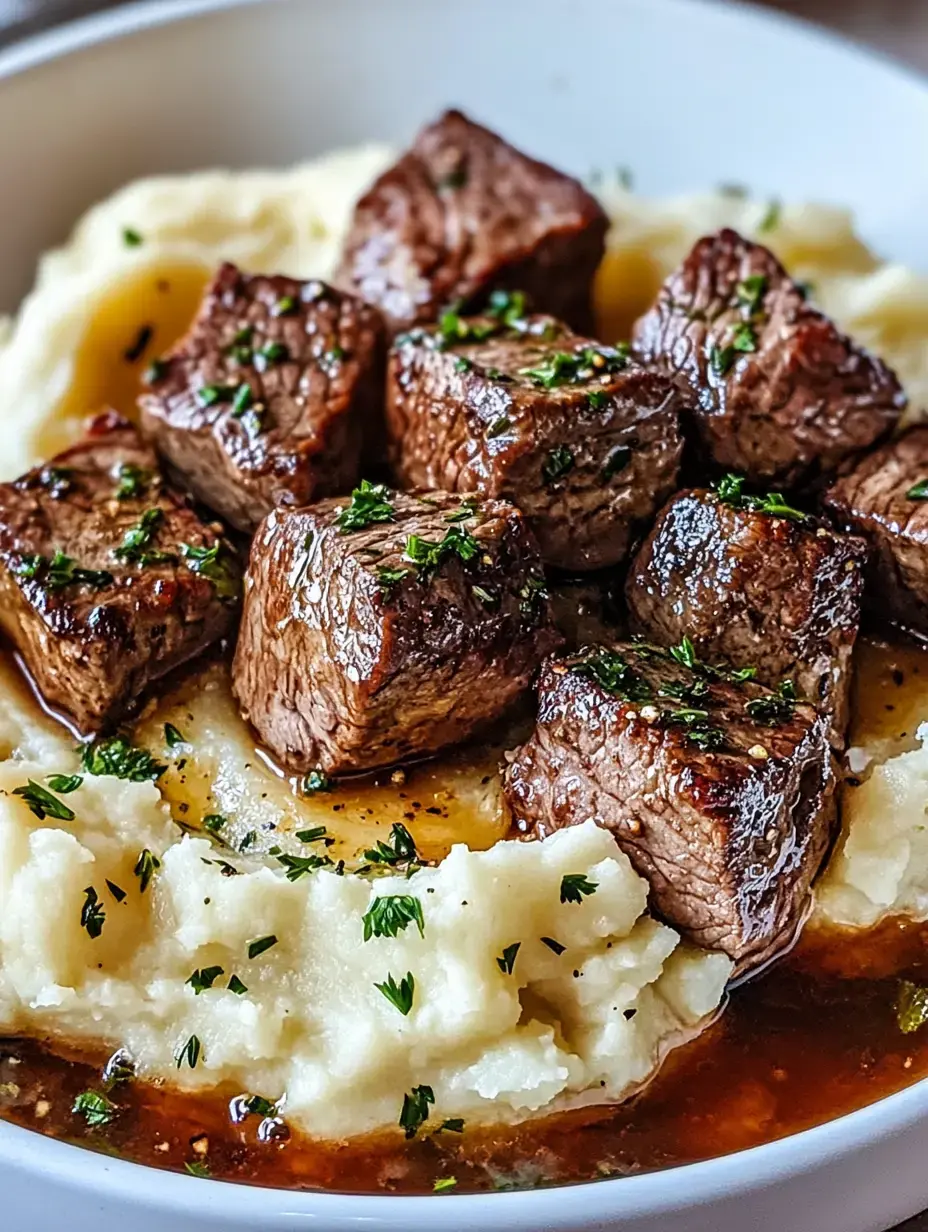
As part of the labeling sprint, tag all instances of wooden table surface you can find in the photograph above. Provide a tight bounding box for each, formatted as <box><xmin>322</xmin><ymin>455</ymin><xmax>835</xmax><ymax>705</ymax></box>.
<box><xmin>0</xmin><ymin>1</ymin><xmax>926</xmax><ymax>1229</ymax></box>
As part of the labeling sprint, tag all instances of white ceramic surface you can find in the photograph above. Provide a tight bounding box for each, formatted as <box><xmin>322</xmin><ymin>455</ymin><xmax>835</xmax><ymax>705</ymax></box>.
<box><xmin>1</xmin><ymin>1</ymin><xmax>927</xmax><ymax>1229</ymax></box>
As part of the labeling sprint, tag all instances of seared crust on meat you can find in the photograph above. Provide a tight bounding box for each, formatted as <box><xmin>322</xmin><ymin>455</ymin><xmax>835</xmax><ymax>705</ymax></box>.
<box><xmin>232</xmin><ymin>488</ymin><xmax>561</xmax><ymax>775</ymax></box>
<box><xmin>139</xmin><ymin>262</ymin><xmax>384</xmax><ymax>532</ymax></box>
<box><xmin>823</xmin><ymin>425</ymin><xmax>928</xmax><ymax>636</ymax></box>
<box><xmin>0</xmin><ymin>413</ymin><xmax>240</xmax><ymax>734</ymax></box>
<box><xmin>626</xmin><ymin>488</ymin><xmax>867</xmax><ymax>746</ymax></box>
<box><xmin>336</xmin><ymin>109</ymin><xmax>608</xmax><ymax>333</ymax></box>
<box><xmin>505</xmin><ymin>643</ymin><xmax>836</xmax><ymax>972</ymax></box>
<box><xmin>386</xmin><ymin>313</ymin><xmax>683</xmax><ymax>570</ymax></box>
<box><xmin>633</xmin><ymin>229</ymin><xmax>906</xmax><ymax>486</ymax></box>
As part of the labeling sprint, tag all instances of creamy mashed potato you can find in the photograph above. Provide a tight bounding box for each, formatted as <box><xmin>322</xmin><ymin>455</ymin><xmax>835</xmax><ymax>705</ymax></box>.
<box><xmin>2</xmin><ymin>145</ymin><xmax>928</xmax><ymax>1136</ymax></box>
<box><xmin>0</xmin><ymin>666</ymin><xmax>730</xmax><ymax>1137</ymax></box>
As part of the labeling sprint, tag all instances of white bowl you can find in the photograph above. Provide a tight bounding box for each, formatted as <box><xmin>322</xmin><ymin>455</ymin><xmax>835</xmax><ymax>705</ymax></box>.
<box><xmin>2</xmin><ymin>2</ymin><xmax>928</xmax><ymax>1229</ymax></box>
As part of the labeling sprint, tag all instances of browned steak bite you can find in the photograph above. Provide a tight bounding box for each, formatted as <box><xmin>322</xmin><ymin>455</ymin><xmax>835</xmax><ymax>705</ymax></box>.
<box><xmin>336</xmin><ymin>109</ymin><xmax>608</xmax><ymax>334</ymax></box>
<box><xmin>386</xmin><ymin>305</ymin><xmax>683</xmax><ymax>570</ymax></box>
<box><xmin>232</xmin><ymin>484</ymin><xmax>561</xmax><ymax>775</ymax></box>
<box><xmin>632</xmin><ymin>229</ymin><xmax>906</xmax><ymax>487</ymax></box>
<box><xmin>139</xmin><ymin>262</ymin><xmax>384</xmax><ymax>532</ymax></box>
<box><xmin>822</xmin><ymin>426</ymin><xmax>928</xmax><ymax>636</ymax></box>
<box><xmin>625</xmin><ymin>479</ymin><xmax>867</xmax><ymax>747</ymax></box>
<box><xmin>504</xmin><ymin>642</ymin><xmax>835</xmax><ymax>971</ymax></box>
<box><xmin>0</xmin><ymin>413</ymin><xmax>240</xmax><ymax>735</ymax></box>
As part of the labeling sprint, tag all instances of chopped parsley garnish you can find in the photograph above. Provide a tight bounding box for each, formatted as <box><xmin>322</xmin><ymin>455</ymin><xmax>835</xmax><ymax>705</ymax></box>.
<box><xmin>336</xmin><ymin>480</ymin><xmax>395</xmax><ymax>532</ymax></box>
<box><xmin>82</xmin><ymin>737</ymin><xmax>166</xmax><ymax>782</ymax></box>
<box><xmin>709</xmin><ymin>344</ymin><xmax>736</xmax><ymax>376</ymax></box>
<box><xmin>12</xmin><ymin>779</ymin><xmax>75</xmax><ymax>822</ymax></box>
<box><xmin>454</xmin><ymin>357</ymin><xmax>471</xmax><ymax>373</ymax></box>
<box><xmin>363</xmin><ymin>894</ymin><xmax>425</xmax><ymax>941</ymax></box>
<box><xmin>712</xmin><ymin>473</ymin><xmax>807</xmax><ymax>522</ymax></box>
<box><xmin>668</xmin><ymin>635</ymin><xmax>699</xmax><ymax>671</ymax></box>
<box><xmin>227</xmin><ymin>974</ymin><xmax>248</xmax><ymax>995</ymax></box>
<box><xmin>187</xmin><ymin>966</ymin><xmax>224</xmax><ymax>994</ymax></box>
<box><xmin>588</xmin><ymin>390</ymin><xmax>608</xmax><ymax>411</ymax></box>
<box><xmin>247</xmin><ymin>934</ymin><xmax>278</xmax><ymax>959</ymax></box>
<box><xmin>144</xmin><ymin>358</ymin><xmax>168</xmax><ymax>384</ymax></box>
<box><xmin>485</xmin><ymin>415</ymin><xmax>511</xmax><ymax>439</ymax></box>
<box><xmin>445</xmin><ymin>501</ymin><xmax>478</xmax><ymax>526</ymax></box>
<box><xmin>184</xmin><ymin>1161</ymin><xmax>211</xmax><ymax>1178</ymax></box>
<box><xmin>203</xmin><ymin>814</ymin><xmax>226</xmax><ymax>834</ymax></box>
<box><xmin>134</xmin><ymin>848</ymin><xmax>161</xmax><ymax>893</ymax></box>
<box><xmin>164</xmin><ymin>722</ymin><xmax>186</xmax><ymax>748</ymax></box>
<box><xmin>907</xmin><ymin>480</ymin><xmax>928</xmax><ymax>500</ymax></box>
<box><xmin>175</xmin><ymin>1034</ymin><xmax>202</xmax><ymax>1069</ymax></box>
<box><xmin>296</xmin><ymin>825</ymin><xmax>329</xmax><ymax>844</ymax></box>
<box><xmin>541</xmin><ymin>936</ymin><xmax>566</xmax><ymax>956</ymax></box>
<box><xmin>560</xmin><ymin>874</ymin><xmax>598</xmax><ymax>905</ymax></box>
<box><xmin>106</xmin><ymin>880</ymin><xmax>126</xmax><ymax>902</ymax></box>
<box><xmin>256</xmin><ymin>341</ymin><xmax>289</xmax><ymax>369</ymax></box>
<box><xmin>302</xmin><ymin>769</ymin><xmax>334</xmax><ymax>795</ymax></box>
<box><xmin>123</xmin><ymin>323</ymin><xmax>153</xmax><ymax>363</ymax></box>
<box><xmin>436</xmin><ymin>310</ymin><xmax>497</xmax><ymax>348</ymax></box>
<box><xmin>471</xmin><ymin>584</ymin><xmax>496</xmax><ymax>606</ymax></box>
<box><xmin>759</xmin><ymin>199</ymin><xmax>781</xmax><ymax>233</ymax></box>
<box><xmin>114</xmin><ymin>463</ymin><xmax>153</xmax><ymax>501</ymax></box>
<box><xmin>399</xmin><ymin>1084</ymin><xmax>434</xmax><ymax>1138</ymax></box>
<box><xmin>364</xmin><ymin>822</ymin><xmax>419</xmax><ymax>868</ymax></box>
<box><xmin>272</xmin><ymin>295</ymin><xmax>298</xmax><ymax>317</ymax></box>
<box><xmin>114</xmin><ymin>507</ymin><xmax>173</xmax><ymax>566</ymax></box>
<box><xmin>519</xmin><ymin>343</ymin><xmax>628</xmax><ymax>389</ymax></box>
<box><xmin>47</xmin><ymin>773</ymin><xmax>82</xmax><ymax>794</ymax></box>
<box><xmin>437</xmin><ymin>1117</ymin><xmax>465</xmax><ymax>1133</ymax></box>
<box><xmin>736</xmin><ymin>275</ymin><xmax>767</xmax><ymax>317</ymax></box>
<box><xmin>73</xmin><ymin>1090</ymin><xmax>116</xmax><ymax>1127</ymax></box>
<box><xmin>437</xmin><ymin>166</ymin><xmax>468</xmax><ymax>191</ymax></box>
<box><xmin>234</xmin><ymin>1093</ymin><xmax>277</xmax><ymax>1118</ymax></box>
<box><xmin>275</xmin><ymin>852</ymin><xmax>332</xmax><ymax>881</ymax></box>
<box><xmin>519</xmin><ymin>574</ymin><xmax>549</xmax><ymax>617</ymax></box>
<box><xmin>239</xmin><ymin>831</ymin><xmax>256</xmax><ymax>851</ymax></box>
<box><xmin>487</xmin><ymin>288</ymin><xmax>528</xmax><ymax>326</ymax></box>
<box><xmin>496</xmin><ymin>942</ymin><xmax>521</xmax><ymax>975</ymax></box>
<box><xmin>122</xmin><ymin>227</ymin><xmax>143</xmax><ymax>247</ymax></box>
<box><xmin>731</xmin><ymin>321</ymin><xmax>757</xmax><ymax>354</ymax></box>
<box><xmin>15</xmin><ymin>550</ymin><xmax>113</xmax><ymax>593</ymax></box>
<box><xmin>745</xmin><ymin>682</ymin><xmax>796</xmax><ymax>727</ymax></box>
<box><xmin>571</xmin><ymin>647</ymin><xmax>651</xmax><ymax>702</ymax></box>
<box><xmin>666</xmin><ymin>709</ymin><xmax>725</xmax><ymax>751</ymax></box>
<box><xmin>179</xmin><ymin>542</ymin><xmax>240</xmax><ymax>600</ymax></box>
<box><xmin>230</xmin><ymin>383</ymin><xmax>254</xmax><ymax>417</ymax></box>
<box><xmin>197</xmin><ymin>383</ymin><xmax>236</xmax><ymax>407</ymax></box>
<box><xmin>403</xmin><ymin>526</ymin><xmax>480</xmax><ymax>572</ymax></box>
<box><xmin>896</xmin><ymin>979</ymin><xmax>928</xmax><ymax>1034</ymax></box>
<box><xmin>434</xmin><ymin>1177</ymin><xmax>458</xmax><ymax>1193</ymax></box>
<box><xmin>80</xmin><ymin>886</ymin><xmax>106</xmax><ymax>938</ymax></box>
<box><xmin>375</xmin><ymin>565</ymin><xmax>410</xmax><ymax>594</ymax></box>
<box><xmin>542</xmin><ymin>445</ymin><xmax>575</xmax><ymax>486</ymax></box>
<box><xmin>375</xmin><ymin>970</ymin><xmax>415</xmax><ymax>1016</ymax></box>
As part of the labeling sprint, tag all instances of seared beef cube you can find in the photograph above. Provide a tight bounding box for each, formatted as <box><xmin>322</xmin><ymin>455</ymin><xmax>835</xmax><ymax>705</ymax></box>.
<box><xmin>336</xmin><ymin>109</ymin><xmax>607</xmax><ymax>334</ymax></box>
<box><xmin>0</xmin><ymin>413</ymin><xmax>240</xmax><ymax>734</ymax></box>
<box><xmin>633</xmin><ymin>229</ymin><xmax>906</xmax><ymax>486</ymax></box>
<box><xmin>504</xmin><ymin>643</ymin><xmax>835</xmax><ymax>970</ymax></box>
<box><xmin>139</xmin><ymin>262</ymin><xmax>384</xmax><ymax>532</ymax></box>
<box><xmin>823</xmin><ymin>426</ymin><xmax>928</xmax><ymax>636</ymax></box>
<box><xmin>626</xmin><ymin>484</ymin><xmax>866</xmax><ymax>746</ymax></box>
<box><xmin>549</xmin><ymin>573</ymin><xmax>626</xmax><ymax>651</ymax></box>
<box><xmin>232</xmin><ymin>486</ymin><xmax>560</xmax><ymax>775</ymax></box>
<box><xmin>386</xmin><ymin>310</ymin><xmax>683</xmax><ymax>570</ymax></box>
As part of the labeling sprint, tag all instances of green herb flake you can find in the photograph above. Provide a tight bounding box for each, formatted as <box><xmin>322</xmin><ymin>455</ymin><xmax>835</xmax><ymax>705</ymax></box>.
<box><xmin>336</xmin><ymin>480</ymin><xmax>396</xmax><ymax>532</ymax></box>
<box><xmin>179</xmin><ymin>542</ymin><xmax>240</xmax><ymax>600</ymax></box>
<box><xmin>907</xmin><ymin>480</ymin><xmax>928</xmax><ymax>501</ymax></box>
<box><xmin>80</xmin><ymin>886</ymin><xmax>106</xmax><ymax>939</ymax></box>
<box><xmin>184</xmin><ymin>1161</ymin><xmax>211</xmax><ymax>1178</ymax></box>
<box><xmin>275</xmin><ymin>852</ymin><xmax>333</xmax><ymax>881</ymax></box>
<box><xmin>712</xmin><ymin>473</ymin><xmax>807</xmax><ymax>523</ymax></box>
<box><xmin>560</xmin><ymin>873</ymin><xmax>598</xmax><ymax>905</ymax></box>
<box><xmin>230</xmin><ymin>383</ymin><xmax>254</xmax><ymax>417</ymax></box>
<box><xmin>363</xmin><ymin>895</ymin><xmax>425</xmax><ymax>941</ymax></box>
<box><xmin>897</xmin><ymin>979</ymin><xmax>928</xmax><ymax>1034</ymax></box>
<box><xmin>487</xmin><ymin>288</ymin><xmax>529</xmax><ymax>326</ymax></box>
<box><xmin>302</xmin><ymin>769</ymin><xmax>334</xmax><ymax>795</ymax></box>
<box><xmin>710</xmin><ymin>344</ymin><xmax>736</xmax><ymax>377</ymax></box>
<box><xmin>122</xmin><ymin>227</ymin><xmax>143</xmax><ymax>247</ymax></box>
<box><xmin>83</xmin><ymin>737</ymin><xmax>166</xmax><ymax>783</ymax></box>
<box><xmin>175</xmin><ymin>1034</ymin><xmax>202</xmax><ymax>1070</ymax></box>
<box><xmin>106</xmin><ymin>880</ymin><xmax>127</xmax><ymax>903</ymax></box>
<box><xmin>496</xmin><ymin>942</ymin><xmax>521</xmax><ymax>975</ymax></box>
<box><xmin>296</xmin><ymin>825</ymin><xmax>329</xmax><ymax>844</ymax></box>
<box><xmin>434</xmin><ymin>1177</ymin><xmax>458</xmax><ymax>1193</ymax></box>
<box><xmin>399</xmin><ymin>1083</ymin><xmax>434</xmax><ymax>1138</ymax></box>
<box><xmin>272</xmin><ymin>295</ymin><xmax>298</xmax><ymax>317</ymax></box>
<box><xmin>38</xmin><ymin>466</ymin><xmax>75</xmax><ymax>498</ymax></box>
<box><xmin>588</xmin><ymin>389</ymin><xmax>608</xmax><ymax>410</ymax></box>
<box><xmin>164</xmin><ymin>722</ymin><xmax>186</xmax><ymax>749</ymax></box>
<box><xmin>485</xmin><ymin>415</ymin><xmax>511</xmax><ymax>439</ymax></box>
<box><xmin>375</xmin><ymin>565</ymin><xmax>410</xmax><ymax>595</ymax></box>
<box><xmin>745</xmin><ymin>691</ymin><xmax>795</xmax><ymax>726</ymax></box>
<box><xmin>12</xmin><ymin>779</ymin><xmax>75</xmax><ymax>822</ymax></box>
<box><xmin>134</xmin><ymin>848</ymin><xmax>161</xmax><ymax>893</ymax></box>
<box><xmin>256</xmin><ymin>341</ymin><xmax>289</xmax><ymax>368</ymax></box>
<box><xmin>375</xmin><ymin>970</ymin><xmax>416</xmax><ymax>1016</ymax></box>
<box><xmin>247</xmin><ymin>934</ymin><xmax>279</xmax><ymax>960</ymax></box>
<box><xmin>759</xmin><ymin>199</ymin><xmax>781</xmax><ymax>233</ymax></box>
<box><xmin>403</xmin><ymin>525</ymin><xmax>480</xmax><ymax>573</ymax></box>
<box><xmin>571</xmin><ymin>647</ymin><xmax>652</xmax><ymax>702</ymax></box>
<box><xmin>15</xmin><ymin>550</ymin><xmax>113</xmax><ymax>593</ymax></box>
<box><xmin>46</xmin><ymin>773</ymin><xmax>82</xmax><ymax>794</ymax></box>
<box><xmin>202</xmin><ymin>814</ymin><xmax>226</xmax><ymax>834</ymax></box>
<box><xmin>114</xmin><ymin>507</ymin><xmax>172</xmax><ymax>566</ymax></box>
<box><xmin>541</xmin><ymin>936</ymin><xmax>566</xmax><ymax>956</ymax></box>
<box><xmin>436</xmin><ymin>1117</ymin><xmax>465</xmax><ymax>1134</ymax></box>
<box><xmin>542</xmin><ymin>445</ymin><xmax>575</xmax><ymax>486</ymax></box>
<box><xmin>197</xmin><ymin>383</ymin><xmax>235</xmax><ymax>408</ymax></box>
<box><xmin>471</xmin><ymin>584</ymin><xmax>496</xmax><ymax>607</ymax></box>
<box><xmin>731</xmin><ymin>321</ymin><xmax>757</xmax><ymax>354</ymax></box>
<box><xmin>364</xmin><ymin>823</ymin><xmax>419</xmax><ymax>868</ymax></box>
<box><xmin>144</xmin><ymin>358</ymin><xmax>168</xmax><ymax>384</ymax></box>
<box><xmin>187</xmin><ymin>966</ymin><xmax>224</xmax><ymax>995</ymax></box>
<box><xmin>114</xmin><ymin>463</ymin><xmax>153</xmax><ymax>501</ymax></box>
<box><xmin>666</xmin><ymin>709</ymin><xmax>726</xmax><ymax>751</ymax></box>
<box><xmin>73</xmin><ymin>1090</ymin><xmax>116</xmax><ymax>1127</ymax></box>
<box><xmin>227</xmin><ymin>974</ymin><xmax>248</xmax><ymax>995</ymax></box>
<box><xmin>520</xmin><ymin>344</ymin><xmax>628</xmax><ymax>389</ymax></box>
<box><xmin>736</xmin><ymin>274</ymin><xmax>767</xmax><ymax>318</ymax></box>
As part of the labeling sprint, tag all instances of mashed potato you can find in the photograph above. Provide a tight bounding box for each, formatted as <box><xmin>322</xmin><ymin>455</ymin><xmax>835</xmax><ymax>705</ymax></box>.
<box><xmin>2</xmin><ymin>145</ymin><xmax>928</xmax><ymax>1135</ymax></box>
<box><xmin>0</xmin><ymin>668</ymin><xmax>730</xmax><ymax>1137</ymax></box>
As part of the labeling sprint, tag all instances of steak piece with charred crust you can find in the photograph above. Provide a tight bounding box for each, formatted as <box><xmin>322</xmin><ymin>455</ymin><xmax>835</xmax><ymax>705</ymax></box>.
<box><xmin>625</xmin><ymin>482</ymin><xmax>867</xmax><ymax>747</ymax></box>
<box><xmin>386</xmin><ymin>307</ymin><xmax>683</xmax><ymax>570</ymax></box>
<box><xmin>822</xmin><ymin>426</ymin><xmax>928</xmax><ymax>637</ymax></box>
<box><xmin>504</xmin><ymin>642</ymin><xmax>836</xmax><ymax>973</ymax></box>
<box><xmin>336</xmin><ymin>109</ymin><xmax>608</xmax><ymax>334</ymax></box>
<box><xmin>232</xmin><ymin>485</ymin><xmax>560</xmax><ymax>775</ymax></box>
<box><xmin>632</xmin><ymin>229</ymin><xmax>906</xmax><ymax>486</ymax></box>
<box><xmin>139</xmin><ymin>262</ymin><xmax>385</xmax><ymax>532</ymax></box>
<box><xmin>0</xmin><ymin>413</ymin><xmax>240</xmax><ymax>735</ymax></box>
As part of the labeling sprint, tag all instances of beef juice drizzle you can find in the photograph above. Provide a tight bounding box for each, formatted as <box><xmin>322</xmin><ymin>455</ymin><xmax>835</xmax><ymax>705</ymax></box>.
<box><xmin>0</xmin><ymin>633</ymin><xmax>927</xmax><ymax>1191</ymax></box>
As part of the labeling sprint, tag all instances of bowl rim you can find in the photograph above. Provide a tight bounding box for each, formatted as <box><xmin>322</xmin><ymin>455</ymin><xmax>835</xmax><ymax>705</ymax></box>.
<box><xmin>1</xmin><ymin>0</ymin><xmax>928</xmax><ymax>1223</ymax></box>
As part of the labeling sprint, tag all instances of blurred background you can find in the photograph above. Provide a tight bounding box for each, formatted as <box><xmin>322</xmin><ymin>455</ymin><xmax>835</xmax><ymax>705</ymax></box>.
<box><xmin>0</xmin><ymin>0</ymin><xmax>927</xmax><ymax>69</ymax></box>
